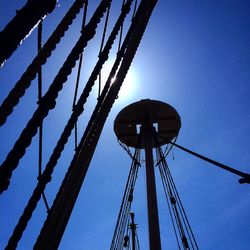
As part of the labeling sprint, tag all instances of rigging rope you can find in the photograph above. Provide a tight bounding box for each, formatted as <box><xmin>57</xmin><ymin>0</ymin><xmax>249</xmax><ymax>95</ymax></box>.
<box><xmin>156</xmin><ymin>143</ymin><xmax>199</xmax><ymax>249</ymax></box>
<box><xmin>0</xmin><ymin>0</ymin><xmax>57</xmax><ymax>67</ymax></box>
<box><xmin>118</xmin><ymin>141</ymin><xmax>141</xmax><ymax>167</ymax></box>
<box><xmin>169</xmin><ymin>141</ymin><xmax>250</xmax><ymax>184</ymax></box>
<box><xmin>155</xmin><ymin>132</ymin><xmax>250</xmax><ymax>184</ymax></box>
<box><xmin>117</xmin><ymin>0</ymin><xmax>126</xmax><ymax>51</ymax></box>
<box><xmin>98</xmin><ymin>1</ymin><xmax>111</xmax><ymax>98</ymax></box>
<box><xmin>37</xmin><ymin>20</ymin><xmax>50</xmax><ymax>213</ymax></box>
<box><xmin>34</xmin><ymin>1</ymin><xmax>158</xmax><ymax>248</ymax></box>
<box><xmin>156</xmin><ymin>148</ymin><xmax>181</xmax><ymax>249</ymax></box>
<box><xmin>0</xmin><ymin>0</ymin><xmax>87</xmax><ymax>127</ymax></box>
<box><xmin>0</xmin><ymin>0</ymin><xmax>112</xmax><ymax>196</ymax></box>
<box><xmin>5</xmin><ymin>1</ymin><xmax>135</xmax><ymax>249</ymax></box>
<box><xmin>72</xmin><ymin>0</ymin><xmax>89</xmax><ymax>150</ymax></box>
<box><xmin>110</xmin><ymin>148</ymin><xmax>141</xmax><ymax>250</ymax></box>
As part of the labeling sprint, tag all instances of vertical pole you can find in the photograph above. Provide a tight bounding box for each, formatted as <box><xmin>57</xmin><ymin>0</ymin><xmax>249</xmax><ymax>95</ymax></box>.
<box><xmin>142</xmin><ymin>124</ymin><xmax>162</xmax><ymax>250</ymax></box>
<box><xmin>130</xmin><ymin>213</ymin><xmax>136</xmax><ymax>250</ymax></box>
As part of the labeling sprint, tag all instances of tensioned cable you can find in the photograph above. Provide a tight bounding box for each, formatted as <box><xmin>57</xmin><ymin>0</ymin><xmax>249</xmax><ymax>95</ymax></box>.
<box><xmin>169</xmin><ymin>141</ymin><xmax>250</xmax><ymax>184</ymax></box>
<box><xmin>117</xmin><ymin>0</ymin><xmax>125</xmax><ymax>51</ymax></box>
<box><xmin>135</xmin><ymin>230</ymin><xmax>140</xmax><ymax>250</ymax></box>
<box><xmin>111</xmin><ymin>149</ymin><xmax>140</xmax><ymax>250</ymax></box>
<box><xmin>163</xmin><ymin>156</ymin><xmax>197</xmax><ymax>249</ymax></box>
<box><xmin>111</xmin><ymin>134</ymin><xmax>141</xmax><ymax>250</ymax></box>
<box><xmin>37</xmin><ymin>20</ymin><xmax>50</xmax><ymax>212</ymax></box>
<box><xmin>98</xmin><ymin>2</ymin><xmax>111</xmax><ymax>98</ymax></box>
<box><xmin>72</xmin><ymin>0</ymin><xmax>89</xmax><ymax>150</ymax></box>
<box><xmin>114</xmin><ymin>150</ymin><xmax>140</xmax><ymax>249</ymax></box>
<box><xmin>156</xmin><ymin>142</ymin><xmax>198</xmax><ymax>249</ymax></box>
<box><xmin>155</xmin><ymin>132</ymin><xmax>250</xmax><ymax>184</ymax></box>
<box><xmin>158</xmin><ymin>152</ymin><xmax>191</xmax><ymax>249</ymax></box>
<box><xmin>154</xmin><ymin>129</ymin><xmax>197</xmax><ymax>249</ymax></box>
<box><xmin>156</xmin><ymin>148</ymin><xmax>181</xmax><ymax>249</ymax></box>
<box><xmin>118</xmin><ymin>141</ymin><xmax>141</xmax><ymax>167</ymax></box>
<box><xmin>157</xmin><ymin>147</ymin><xmax>194</xmax><ymax>249</ymax></box>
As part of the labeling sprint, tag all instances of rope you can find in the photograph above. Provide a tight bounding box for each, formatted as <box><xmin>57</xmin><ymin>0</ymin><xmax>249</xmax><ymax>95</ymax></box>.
<box><xmin>118</xmin><ymin>141</ymin><xmax>141</xmax><ymax>167</ymax></box>
<box><xmin>153</xmin><ymin>128</ymin><xmax>198</xmax><ymax>249</ymax></box>
<box><xmin>156</xmin><ymin>150</ymin><xmax>181</xmax><ymax>249</ymax></box>
<box><xmin>135</xmin><ymin>230</ymin><xmax>140</xmax><ymax>250</ymax></box>
<box><xmin>72</xmin><ymin>0</ymin><xmax>89</xmax><ymax>150</ymax></box>
<box><xmin>0</xmin><ymin>0</ymin><xmax>87</xmax><ymax>127</ymax></box>
<box><xmin>4</xmin><ymin>1</ymin><xmax>135</xmax><ymax>249</ymax></box>
<box><xmin>0</xmin><ymin>0</ymin><xmax>57</xmax><ymax>67</ymax></box>
<box><xmin>169</xmin><ymin>141</ymin><xmax>250</xmax><ymax>184</ymax></box>
<box><xmin>132</xmin><ymin>0</ymin><xmax>138</xmax><ymax>18</ymax></box>
<box><xmin>156</xmin><ymin>144</ymin><xmax>199</xmax><ymax>249</ymax></box>
<box><xmin>98</xmin><ymin>2</ymin><xmax>112</xmax><ymax>98</ymax></box>
<box><xmin>110</xmin><ymin>149</ymin><xmax>140</xmax><ymax>250</ymax></box>
<box><xmin>158</xmin><ymin>156</ymin><xmax>189</xmax><ymax>249</ymax></box>
<box><xmin>164</xmin><ymin>158</ymin><xmax>198</xmax><ymax>249</ymax></box>
<box><xmin>37</xmin><ymin>20</ymin><xmax>50</xmax><ymax>213</ymax></box>
<box><xmin>118</xmin><ymin>0</ymin><xmax>126</xmax><ymax>51</ymax></box>
<box><xmin>34</xmin><ymin>1</ymin><xmax>158</xmax><ymax>248</ymax></box>
<box><xmin>0</xmin><ymin>0</ymin><xmax>111</xmax><ymax>196</ymax></box>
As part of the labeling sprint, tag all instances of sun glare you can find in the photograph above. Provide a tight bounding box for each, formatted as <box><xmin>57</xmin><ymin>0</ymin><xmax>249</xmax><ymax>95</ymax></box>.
<box><xmin>100</xmin><ymin>60</ymin><xmax>138</xmax><ymax>102</ymax></box>
<box><xmin>117</xmin><ymin>68</ymin><xmax>138</xmax><ymax>102</ymax></box>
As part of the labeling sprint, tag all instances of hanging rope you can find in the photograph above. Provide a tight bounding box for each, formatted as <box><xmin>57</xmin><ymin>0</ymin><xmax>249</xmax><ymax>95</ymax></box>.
<box><xmin>37</xmin><ymin>20</ymin><xmax>50</xmax><ymax>213</ymax></box>
<box><xmin>0</xmin><ymin>0</ymin><xmax>87</xmax><ymax>127</ymax></box>
<box><xmin>72</xmin><ymin>0</ymin><xmax>89</xmax><ymax>150</ymax></box>
<box><xmin>5</xmin><ymin>1</ymin><xmax>136</xmax><ymax>249</ymax></box>
<box><xmin>0</xmin><ymin>0</ymin><xmax>112</xmax><ymax>196</ymax></box>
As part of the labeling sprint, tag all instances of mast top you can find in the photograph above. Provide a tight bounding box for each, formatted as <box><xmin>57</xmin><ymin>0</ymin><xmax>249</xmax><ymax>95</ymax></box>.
<box><xmin>114</xmin><ymin>99</ymin><xmax>181</xmax><ymax>148</ymax></box>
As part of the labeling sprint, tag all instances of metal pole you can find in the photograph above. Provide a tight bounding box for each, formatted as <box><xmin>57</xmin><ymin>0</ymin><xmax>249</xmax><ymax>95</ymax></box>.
<box><xmin>170</xmin><ymin>141</ymin><xmax>250</xmax><ymax>184</ymax></box>
<box><xmin>142</xmin><ymin>125</ymin><xmax>162</xmax><ymax>250</ymax></box>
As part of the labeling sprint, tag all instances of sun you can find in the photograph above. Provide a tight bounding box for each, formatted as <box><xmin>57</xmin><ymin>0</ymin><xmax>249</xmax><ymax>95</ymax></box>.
<box><xmin>100</xmin><ymin>60</ymin><xmax>138</xmax><ymax>102</ymax></box>
<box><xmin>116</xmin><ymin>66</ymin><xmax>138</xmax><ymax>102</ymax></box>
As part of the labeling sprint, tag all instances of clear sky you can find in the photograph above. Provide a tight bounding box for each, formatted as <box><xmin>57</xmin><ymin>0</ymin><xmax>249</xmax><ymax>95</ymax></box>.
<box><xmin>0</xmin><ymin>0</ymin><xmax>250</xmax><ymax>249</ymax></box>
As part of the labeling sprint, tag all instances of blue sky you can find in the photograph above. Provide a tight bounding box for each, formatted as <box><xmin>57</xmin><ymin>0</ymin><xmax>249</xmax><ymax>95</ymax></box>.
<box><xmin>0</xmin><ymin>0</ymin><xmax>250</xmax><ymax>249</ymax></box>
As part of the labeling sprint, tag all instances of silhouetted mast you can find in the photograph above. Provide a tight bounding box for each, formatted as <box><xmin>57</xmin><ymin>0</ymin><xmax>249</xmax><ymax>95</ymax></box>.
<box><xmin>113</xmin><ymin>99</ymin><xmax>189</xmax><ymax>249</ymax></box>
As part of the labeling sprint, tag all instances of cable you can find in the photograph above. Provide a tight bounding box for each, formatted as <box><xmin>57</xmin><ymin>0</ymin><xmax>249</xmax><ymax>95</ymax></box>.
<box><xmin>169</xmin><ymin>141</ymin><xmax>250</xmax><ymax>184</ymax></box>
<box><xmin>110</xmin><ymin>149</ymin><xmax>140</xmax><ymax>250</ymax></box>
<box><xmin>156</xmin><ymin>150</ymin><xmax>181</xmax><ymax>249</ymax></box>
<box><xmin>156</xmin><ymin>143</ymin><xmax>199</xmax><ymax>249</ymax></box>
<box><xmin>72</xmin><ymin>0</ymin><xmax>89</xmax><ymax>150</ymax></box>
<box><xmin>98</xmin><ymin>2</ymin><xmax>111</xmax><ymax>98</ymax></box>
<box><xmin>37</xmin><ymin>20</ymin><xmax>50</xmax><ymax>213</ymax></box>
